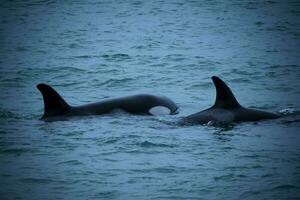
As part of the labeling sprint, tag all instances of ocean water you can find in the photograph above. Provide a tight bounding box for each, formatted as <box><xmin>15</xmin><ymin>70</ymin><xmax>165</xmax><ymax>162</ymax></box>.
<box><xmin>1</xmin><ymin>0</ymin><xmax>300</xmax><ymax>199</ymax></box>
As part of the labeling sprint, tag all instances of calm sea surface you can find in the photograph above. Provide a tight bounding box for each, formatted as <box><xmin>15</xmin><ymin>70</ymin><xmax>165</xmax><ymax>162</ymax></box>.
<box><xmin>0</xmin><ymin>0</ymin><xmax>300</xmax><ymax>199</ymax></box>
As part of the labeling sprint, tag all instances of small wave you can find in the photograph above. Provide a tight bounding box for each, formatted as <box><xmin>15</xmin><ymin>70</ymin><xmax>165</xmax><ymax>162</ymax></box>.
<box><xmin>271</xmin><ymin>184</ymin><xmax>298</xmax><ymax>191</ymax></box>
<box><xmin>95</xmin><ymin>136</ymin><xmax>122</xmax><ymax>145</ymax></box>
<box><xmin>231</xmin><ymin>68</ymin><xmax>257</xmax><ymax>76</ymax></box>
<box><xmin>53</xmin><ymin>66</ymin><xmax>87</xmax><ymax>73</ymax></box>
<box><xmin>75</xmin><ymin>55</ymin><xmax>94</xmax><ymax>59</ymax></box>
<box><xmin>131</xmin><ymin>45</ymin><xmax>146</xmax><ymax>50</ymax></box>
<box><xmin>131</xmin><ymin>1</ymin><xmax>143</xmax><ymax>6</ymax></box>
<box><xmin>57</xmin><ymin>160</ymin><xmax>83</xmax><ymax>166</ymax></box>
<box><xmin>15</xmin><ymin>46</ymin><xmax>29</xmax><ymax>52</ymax></box>
<box><xmin>224</xmin><ymin>166</ymin><xmax>252</xmax><ymax>171</ymax></box>
<box><xmin>152</xmin><ymin>167</ymin><xmax>176</xmax><ymax>173</ymax></box>
<box><xmin>18</xmin><ymin>66</ymin><xmax>87</xmax><ymax>76</ymax></box>
<box><xmin>74</xmin><ymin>54</ymin><xmax>130</xmax><ymax>60</ymax></box>
<box><xmin>240</xmin><ymin>190</ymin><xmax>261</xmax><ymax>198</ymax></box>
<box><xmin>281</xmin><ymin>118</ymin><xmax>300</xmax><ymax>125</ymax></box>
<box><xmin>0</xmin><ymin>147</ymin><xmax>33</xmax><ymax>155</ymax></box>
<box><xmin>290</xmin><ymin>9</ymin><xmax>300</xmax><ymax>14</ymax></box>
<box><xmin>97</xmin><ymin>78</ymin><xmax>134</xmax><ymax>88</ymax></box>
<box><xmin>268</xmin><ymin>64</ymin><xmax>299</xmax><ymax>69</ymax></box>
<box><xmin>279</xmin><ymin>108</ymin><xmax>300</xmax><ymax>125</ymax></box>
<box><xmin>163</xmin><ymin>54</ymin><xmax>189</xmax><ymax>62</ymax></box>
<box><xmin>126</xmin><ymin>134</ymin><xmax>142</xmax><ymax>139</ymax></box>
<box><xmin>93</xmin><ymin>191</ymin><xmax>118</xmax><ymax>199</ymax></box>
<box><xmin>101</xmin><ymin>53</ymin><xmax>132</xmax><ymax>61</ymax></box>
<box><xmin>139</xmin><ymin>140</ymin><xmax>176</xmax><ymax>148</ymax></box>
<box><xmin>188</xmin><ymin>82</ymin><xmax>212</xmax><ymax>89</ymax></box>
<box><xmin>279</xmin><ymin>108</ymin><xmax>297</xmax><ymax>115</ymax></box>
<box><xmin>255</xmin><ymin>21</ymin><xmax>265</xmax><ymax>26</ymax></box>
<box><xmin>68</xmin><ymin>43</ymin><xmax>83</xmax><ymax>49</ymax></box>
<box><xmin>213</xmin><ymin>174</ymin><xmax>234</xmax><ymax>181</ymax></box>
<box><xmin>0</xmin><ymin>109</ymin><xmax>21</xmax><ymax>120</ymax></box>
<box><xmin>103</xmin><ymin>138</ymin><xmax>119</xmax><ymax>144</ymax></box>
<box><xmin>229</xmin><ymin>77</ymin><xmax>251</xmax><ymax>83</ymax></box>
<box><xmin>17</xmin><ymin>0</ymin><xmax>56</xmax><ymax>6</ymax></box>
<box><xmin>148</xmin><ymin>63</ymin><xmax>169</xmax><ymax>68</ymax></box>
<box><xmin>19</xmin><ymin>177</ymin><xmax>53</xmax><ymax>184</ymax></box>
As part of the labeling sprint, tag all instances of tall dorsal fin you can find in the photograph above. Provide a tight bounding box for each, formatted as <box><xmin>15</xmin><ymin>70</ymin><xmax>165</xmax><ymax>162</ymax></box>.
<box><xmin>37</xmin><ymin>84</ymin><xmax>71</xmax><ymax>119</ymax></box>
<box><xmin>211</xmin><ymin>76</ymin><xmax>241</xmax><ymax>108</ymax></box>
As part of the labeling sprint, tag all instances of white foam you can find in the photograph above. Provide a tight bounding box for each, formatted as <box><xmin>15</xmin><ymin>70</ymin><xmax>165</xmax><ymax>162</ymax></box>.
<box><xmin>279</xmin><ymin>108</ymin><xmax>295</xmax><ymax>115</ymax></box>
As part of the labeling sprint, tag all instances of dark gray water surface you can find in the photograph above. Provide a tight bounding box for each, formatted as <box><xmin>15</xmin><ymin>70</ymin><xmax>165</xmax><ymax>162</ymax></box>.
<box><xmin>1</xmin><ymin>0</ymin><xmax>300</xmax><ymax>199</ymax></box>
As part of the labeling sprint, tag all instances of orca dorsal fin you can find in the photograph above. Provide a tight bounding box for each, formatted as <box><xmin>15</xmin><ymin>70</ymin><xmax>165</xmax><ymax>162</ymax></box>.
<box><xmin>37</xmin><ymin>84</ymin><xmax>71</xmax><ymax>119</ymax></box>
<box><xmin>211</xmin><ymin>76</ymin><xmax>241</xmax><ymax>108</ymax></box>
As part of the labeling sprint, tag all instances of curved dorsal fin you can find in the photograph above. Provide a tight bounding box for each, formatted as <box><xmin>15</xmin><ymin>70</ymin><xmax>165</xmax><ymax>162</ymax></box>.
<box><xmin>37</xmin><ymin>84</ymin><xmax>71</xmax><ymax>118</ymax></box>
<box><xmin>211</xmin><ymin>76</ymin><xmax>241</xmax><ymax>108</ymax></box>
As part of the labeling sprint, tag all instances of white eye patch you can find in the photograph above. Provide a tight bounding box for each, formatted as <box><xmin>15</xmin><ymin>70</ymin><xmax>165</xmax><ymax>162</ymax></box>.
<box><xmin>149</xmin><ymin>106</ymin><xmax>171</xmax><ymax>115</ymax></box>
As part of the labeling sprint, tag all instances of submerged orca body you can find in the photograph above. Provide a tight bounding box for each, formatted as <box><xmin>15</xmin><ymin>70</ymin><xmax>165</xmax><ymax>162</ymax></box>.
<box><xmin>181</xmin><ymin>76</ymin><xmax>280</xmax><ymax>125</ymax></box>
<box><xmin>37</xmin><ymin>84</ymin><xmax>178</xmax><ymax>120</ymax></box>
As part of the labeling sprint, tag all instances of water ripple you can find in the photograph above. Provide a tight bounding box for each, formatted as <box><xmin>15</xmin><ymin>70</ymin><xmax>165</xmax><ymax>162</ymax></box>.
<box><xmin>139</xmin><ymin>140</ymin><xmax>177</xmax><ymax>148</ymax></box>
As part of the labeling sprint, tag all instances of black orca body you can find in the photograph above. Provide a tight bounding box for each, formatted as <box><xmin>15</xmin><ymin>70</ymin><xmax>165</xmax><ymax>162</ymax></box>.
<box><xmin>37</xmin><ymin>84</ymin><xmax>178</xmax><ymax>120</ymax></box>
<box><xmin>181</xmin><ymin>76</ymin><xmax>280</xmax><ymax>125</ymax></box>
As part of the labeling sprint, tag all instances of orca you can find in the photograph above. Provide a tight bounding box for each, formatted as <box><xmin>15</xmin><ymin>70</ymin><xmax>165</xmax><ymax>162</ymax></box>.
<box><xmin>181</xmin><ymin>76</ymin><xmax>280</xmax><ymax>125</ymax></box>
<box><xmin>37</xmin><ymin>83</ymin><xmax>178</xmax><ymax>120</ymax></box>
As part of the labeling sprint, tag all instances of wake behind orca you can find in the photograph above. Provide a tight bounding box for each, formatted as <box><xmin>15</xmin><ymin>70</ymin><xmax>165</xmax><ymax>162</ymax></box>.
<box><xmin>181</xmin><ymin>76</ymin><xmax>280</xmax><ymax>125</ymax></box>
<box><xmin>37</xmin><ymin>83</ymin><xmax>178</xmax><ymax>121</ymax></box>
